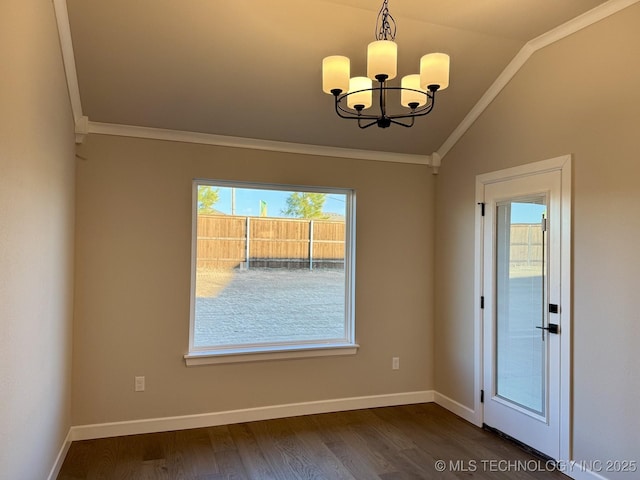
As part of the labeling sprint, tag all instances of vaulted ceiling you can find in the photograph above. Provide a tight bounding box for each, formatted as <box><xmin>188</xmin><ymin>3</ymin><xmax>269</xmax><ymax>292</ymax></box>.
<box><xmin>65</xmin><ymin>0</ymin><xmax>611</xmax><ymax>156</ymax></box>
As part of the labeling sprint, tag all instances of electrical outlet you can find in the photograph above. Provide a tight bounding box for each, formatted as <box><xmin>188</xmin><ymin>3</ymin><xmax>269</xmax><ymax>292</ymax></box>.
<box><xmin>134</xmin><ymin>376</ymin><xmax>145</xmax><ymax>392</ymax></box>
<box><xmin>392</xmin><ymin>357</ymin><xmax>400</xmax><ymax>370</ymax></box>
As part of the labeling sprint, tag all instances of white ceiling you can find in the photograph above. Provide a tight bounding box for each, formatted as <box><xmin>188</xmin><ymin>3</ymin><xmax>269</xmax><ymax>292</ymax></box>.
<box><xmin>65</xmin><ymin>0</ymin><xmax>609</xmax><ymax>156</ymax></box>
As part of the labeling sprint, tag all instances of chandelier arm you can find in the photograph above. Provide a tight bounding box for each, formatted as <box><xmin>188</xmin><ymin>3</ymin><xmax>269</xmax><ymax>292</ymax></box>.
<box><xmin>333</xmin><ymin>95</ymin><xmax>360</xmax><ymax>119</ymax></box>
<box><xmin>411</xmin><ymin>91</ymin><xmax>436</xmax><ymax>116</ymax></box>
<box><xmin>385</xmin><ymin>91</ymin><xmax>436</xmax><ymax>120</ymax></box>
<box><xmin>335</xmin><ymin>103</ymin><xmax>378</xmax><ymax>120</ymax></box>
<box><xmin>357</xmin><ymin>118</ymin><xmax>380</xmax><ymax>129</ymax></box>
<box><xmin>334</xmin><ymin>100</ymin><xmax>357</xmax><ymax>119</ymax></box>
<box><xmin>386</xmin><ymin>102</ymin><xmax>435</xmax><ymax>120</ymax></box>
<box><xmin>388</xmin><ymin>117</ymin><xmax>416</xmax><ymax>128</ymax></box>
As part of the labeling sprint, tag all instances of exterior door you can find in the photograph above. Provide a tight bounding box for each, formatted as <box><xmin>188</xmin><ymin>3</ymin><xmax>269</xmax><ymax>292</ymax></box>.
<box><xmin>482</xmin><ymin>169</ymin><xmax>563</xmax><ymax>459</ymax></box>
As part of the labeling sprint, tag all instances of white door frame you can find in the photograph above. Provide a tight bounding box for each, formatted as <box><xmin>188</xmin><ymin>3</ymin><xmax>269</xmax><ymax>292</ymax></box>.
<box><xmin>473</xmin><ymin>155</ymin><xmax>572</xmax><ymax>462</ymax></box>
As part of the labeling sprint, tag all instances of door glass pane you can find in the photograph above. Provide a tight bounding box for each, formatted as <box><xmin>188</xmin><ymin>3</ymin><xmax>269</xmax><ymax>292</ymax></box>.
<box><xmin>495</xmin><ymin>198</ymin><xmax>546</xmax><ymax>415</ymax></box>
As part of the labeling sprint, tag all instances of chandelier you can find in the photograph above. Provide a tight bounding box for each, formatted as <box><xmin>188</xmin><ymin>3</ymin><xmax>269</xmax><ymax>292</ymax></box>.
<box><xmin>322</xmin><ymin>0</ymin><xmax>450</xmax><ymax>129</ymax></box>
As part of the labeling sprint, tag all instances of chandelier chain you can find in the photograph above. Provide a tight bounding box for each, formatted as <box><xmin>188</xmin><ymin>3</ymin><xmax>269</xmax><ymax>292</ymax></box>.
<box><xmin>375</xmin><ymin>0</ymin><xmax>396</xmax><ymax>40</ymax></box>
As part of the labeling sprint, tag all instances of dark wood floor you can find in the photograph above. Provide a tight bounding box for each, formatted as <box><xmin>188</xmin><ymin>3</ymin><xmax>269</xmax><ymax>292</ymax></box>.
<box><xmin>58</xmin><ymin>403</ymin><xmax>567</xmax><ymax>479</ymax></box>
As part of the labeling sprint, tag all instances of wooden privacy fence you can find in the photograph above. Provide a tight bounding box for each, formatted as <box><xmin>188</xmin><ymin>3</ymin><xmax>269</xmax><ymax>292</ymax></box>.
<box><xmin>197</xmin><ymin>218</ymin><xmax>541</xmax><ymax>271</ymax></box>
<box><xmin>509</xmin><ymin>223</ymin><xmax>544</xmax><ymax>268</ymax></box>
<box><xmin>197</xmin><ymin>215</ymin><xmax>346</xmax><ymax>270</ymax></box>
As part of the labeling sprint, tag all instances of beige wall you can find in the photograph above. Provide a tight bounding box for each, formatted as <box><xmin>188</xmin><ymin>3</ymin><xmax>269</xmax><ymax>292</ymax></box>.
<box><xmin>72</xmin><ymin>134</ymin><xmax>435</xmax><ymax>425</ymax></box>
<box><xmin>435</xmin><ymin>3</ymin><xmax>640</xmax><ymax>472</ymax></box>
<box><xmin>0</xmin><ymin>1</ymin><xmax>76</xmax><ymax>478</ymax></box>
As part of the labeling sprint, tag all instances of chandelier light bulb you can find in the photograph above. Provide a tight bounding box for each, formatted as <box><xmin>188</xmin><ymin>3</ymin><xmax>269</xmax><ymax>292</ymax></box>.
<box><xmin>367</xmin><ymin>40</ymin><xmax>397</xmax><ymax>81</ymax></box>
<box><xmin>401</xmin><ymin>74</ymin><xmax>427</xmax><ymax>108</ymax></box>
<box><xmin>347</xmin><ymin>77</ymin><xmax>373</xmax><ymax>110</ymax></box>
<box><xmin>322</xmin><ymin>56</ymin><xmax>350</xmax><ymax>94</ymax></box>
<box><xmin>420</xmin><ymin>53</ymin><xmax>450</xmax><ymax>91</ymax></box>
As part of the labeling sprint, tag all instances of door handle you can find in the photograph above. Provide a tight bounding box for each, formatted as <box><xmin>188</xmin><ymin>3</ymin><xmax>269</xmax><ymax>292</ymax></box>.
<box><xmin>536</xmin><ymin>323</ymin><xmax>559</xmax><ymax>334</ymax></box>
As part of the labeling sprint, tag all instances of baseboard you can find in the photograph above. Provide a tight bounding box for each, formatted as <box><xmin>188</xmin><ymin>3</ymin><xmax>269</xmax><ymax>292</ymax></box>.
<box><xmin>70</xmin><ymin>390</ymin><xmax>435</xmax><ymax>441</ymax></box>
<box><xmin>56</xmin><ymin>391</ymin><xmax>612</xmax><ymax>480</ymax></box>
<box><xmin>47</xmin><ymin>429</ymin><xmax>72</xmax><ymax>480</ymax></box>
<box><xmin>433</xmin><ymin>391</ymin><xmax>480</xmax><ymax>426</ymax></box>
<box><xmin>565</xmin><ymin>464</ymin><xmax>612</xmax><ymax>480</ymax></box>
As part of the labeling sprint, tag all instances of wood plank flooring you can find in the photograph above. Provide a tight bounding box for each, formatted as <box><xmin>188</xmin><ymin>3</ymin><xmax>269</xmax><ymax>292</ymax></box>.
<box><xmin>57</xmin><ymin>403</ymin><xmax>567</xmax><ymax>479</ymax></box>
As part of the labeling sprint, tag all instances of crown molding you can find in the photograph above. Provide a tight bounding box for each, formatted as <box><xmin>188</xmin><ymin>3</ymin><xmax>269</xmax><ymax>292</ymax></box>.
<box><xmin>528</xmin><ymin>0</ymin><xmax>640</xmax><ymax>50</ymax></box>
<box><xmin>436</xmin><ymin>0</ymin><xmax>640</xmax><ymax>159</ymax></box>
<box><xmin>55</xmin><ymin>0</ymin><xmax>638</xmax><ymax>165</ymax></box>
<box><xmin>53</xmin><ymin>0</ymin><xmax>83</xmax><ymax>124</ymax></box>
<box><xmin>74</xmin><ymin>116</ymin><xmax>88</xmax><ymax>144</ymax></box>
<box><xmin>87</xmin><ymin>121</ymin><xmax>433</xmax><ymax>165</ymax></box>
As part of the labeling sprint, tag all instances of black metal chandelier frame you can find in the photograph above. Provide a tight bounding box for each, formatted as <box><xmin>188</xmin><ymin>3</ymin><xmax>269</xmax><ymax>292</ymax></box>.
<box><xmin>327</xmin><ymin>0</ymin><xmax>442</xmax><ymax>129</ymax></box>
<box><xmin>331</xmin><ymin>80</ymin><xmax>439</xmax><ymax>129</ymax></box>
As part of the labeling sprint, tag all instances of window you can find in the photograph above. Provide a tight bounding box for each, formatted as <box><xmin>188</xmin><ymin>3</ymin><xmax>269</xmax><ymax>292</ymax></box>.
<box><xmin>185</xmin><ymin>180</ymin><xmax>357</xmax><ymax>365</ymax></box>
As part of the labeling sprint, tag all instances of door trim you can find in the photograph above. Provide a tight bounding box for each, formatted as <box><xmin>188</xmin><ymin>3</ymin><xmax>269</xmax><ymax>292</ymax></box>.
<box><xmin>473</xmin><ymin>155</ymin><xmax>572</xmax><ymax>461</ymax></box>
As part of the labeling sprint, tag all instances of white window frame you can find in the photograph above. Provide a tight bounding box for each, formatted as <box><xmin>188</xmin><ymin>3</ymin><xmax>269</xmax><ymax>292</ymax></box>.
<box><xmin>184</xmin><ymin>179</ymin><xmax>358</xmax><ymax>366</ymax></box>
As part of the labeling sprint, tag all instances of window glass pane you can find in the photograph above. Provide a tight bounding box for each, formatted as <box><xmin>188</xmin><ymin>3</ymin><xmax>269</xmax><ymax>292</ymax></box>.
<box><xmin>191</xmin><ymin>182</ymin><xmax>354</xmax><ymax>352</ymax></box>
<box><xmin>495</xmin><ymin>198</ymin><xmax>546</xmax><ymax>415</ymax></box>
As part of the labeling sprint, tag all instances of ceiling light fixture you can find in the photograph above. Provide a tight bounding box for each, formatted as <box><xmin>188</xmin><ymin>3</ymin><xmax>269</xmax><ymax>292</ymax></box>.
<box><xmin>322</xmin><ymin>0</ymin><xmax>450</xmax><ymax>129</ymax></box>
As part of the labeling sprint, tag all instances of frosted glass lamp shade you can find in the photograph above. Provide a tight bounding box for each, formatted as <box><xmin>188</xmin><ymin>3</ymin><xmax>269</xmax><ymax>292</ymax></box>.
<box><xmin>420</xmin><ymin>53</ymin><xmax>450</xmax><ymax>91</ymax></box>
<box><xmin>401</xmin><ymin>74</ymin><xmax>427</xmax><ymax>108</ymax></box>
<box><xmin>367</xmin><ymin>40</ymin><xmax>397</xmax><ymax>80</ymax></box>
<box><xmin>347</xmin><ymin>76</ymin><xmax>373</xmax><ymax>109</ymax></box>
<box><xmin>322</xmin><ymin>56</ymin><xmax>350</xmax><ymax>94</ymax></box>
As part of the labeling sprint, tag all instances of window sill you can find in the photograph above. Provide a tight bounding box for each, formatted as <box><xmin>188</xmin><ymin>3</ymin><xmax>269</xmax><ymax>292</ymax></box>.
<box><xmin>184</xmin><ymin>343</ymin><xmax>359</xmax><ymax>366</ymax></box>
